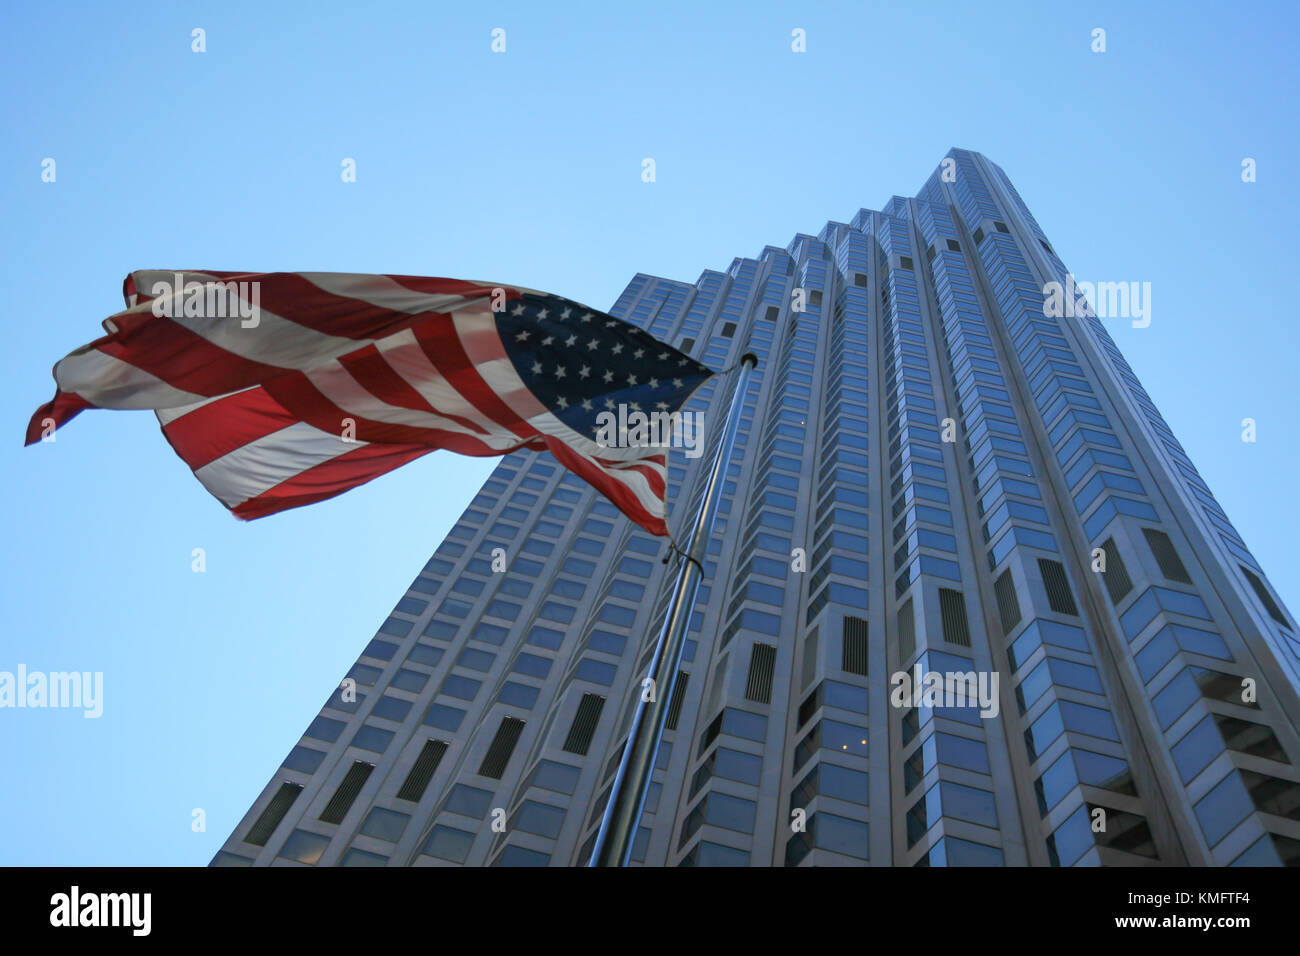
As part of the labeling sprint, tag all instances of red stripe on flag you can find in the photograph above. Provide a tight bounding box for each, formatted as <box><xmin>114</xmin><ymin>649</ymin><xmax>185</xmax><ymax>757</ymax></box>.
<box><xmin>544</xmin><ymin>437</ymin><xmax>668</xmax><ymax>537</ymax></box>
<box><xmin>229</xmin><ymin>441</ymin><xmax>437</xmax><ymax>519</ymax></box>
<box><xmin>249</xmin><ymin>274</ymin><xmax>446</xmax><ymax>340</ymax></box>
<box><xmin>98</xmin><ymin>324</ymin><xmax>288</xmax><ymax>398</ymax></box>
<box><xmin>228</xmin><ymin>430</ymin><xmax>549</xmax><ymax>520</ymax></box>
<box><xmin>411</xmin><ymin>318</ymin><xmax>535</xmax><ymax>438</ymax></box>
<box><xmin>25</xmin><ymin>391</ymin><xmax>93</xmax><ymax>445</ymax></box>
<box><xmin>160</xmin><ymin>390</ymin><xmax>298</xmax><ymax>470</ymax></box>
<box><xmin>336</xmin><ymin>344</ymin><xmax>486</xmax><ymax>434</ymax></box>
<box><xmin>259</xmin><ymin>372</ymin><xmax>488</xmax><ymax>448</ymax></box>
<box><xmin>595</xmin><ymin>453</ymin><xmax>668</xmax><ymax>500</ymax></box>
<box><xmin>383</xmin><ymin>274</ymin><xmax>507</xmax><ymax>301</ymax></box>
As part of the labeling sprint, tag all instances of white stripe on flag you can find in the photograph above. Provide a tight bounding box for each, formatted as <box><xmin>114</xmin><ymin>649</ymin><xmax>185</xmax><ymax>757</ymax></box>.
<box><xmin>193</xmin><ymin>421</ymin><xmax>357</xmax><ymax>507</ymax></box>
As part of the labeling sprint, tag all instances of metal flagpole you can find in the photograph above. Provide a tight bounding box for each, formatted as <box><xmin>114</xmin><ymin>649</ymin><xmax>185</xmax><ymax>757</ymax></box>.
<box><xmin>589</xmin><ymin>352</ymin><xmax>758</xmax><ymax>867</ymax></box>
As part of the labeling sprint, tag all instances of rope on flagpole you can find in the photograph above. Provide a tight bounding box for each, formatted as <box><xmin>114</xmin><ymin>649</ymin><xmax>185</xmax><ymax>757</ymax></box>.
<box><xmin>662</xmin><ymin>535</ymin><xmax>703</xmax><ymax>576</ymax></box>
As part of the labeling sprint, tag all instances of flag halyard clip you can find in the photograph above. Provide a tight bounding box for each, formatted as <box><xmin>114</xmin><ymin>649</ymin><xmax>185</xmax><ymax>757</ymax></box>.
<box><xmin>663</xmin><ymin>535</ymin><xmax>703</xmax><ymax>575</ymax></box>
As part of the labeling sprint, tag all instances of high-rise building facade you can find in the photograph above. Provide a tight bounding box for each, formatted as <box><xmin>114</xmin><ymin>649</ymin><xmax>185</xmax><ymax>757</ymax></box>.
<box><xmin>213</xmin><ymin>149</ymin><xmax>1300</xmax><ymax>867</ymax></box>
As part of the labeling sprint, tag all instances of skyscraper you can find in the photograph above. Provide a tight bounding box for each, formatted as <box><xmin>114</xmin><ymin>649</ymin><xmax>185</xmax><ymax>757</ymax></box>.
<box><xmin>212</xmin><ymin>149</ymin><xmax>1300</xmax><ymax>867</ymax></box>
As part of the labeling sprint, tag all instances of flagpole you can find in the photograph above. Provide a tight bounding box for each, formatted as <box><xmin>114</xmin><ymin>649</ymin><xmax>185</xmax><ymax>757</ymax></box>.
<box><xmin>588</xmin><ymin>352</ymin><xmax>758</xmax><ymax>867</ymax></box>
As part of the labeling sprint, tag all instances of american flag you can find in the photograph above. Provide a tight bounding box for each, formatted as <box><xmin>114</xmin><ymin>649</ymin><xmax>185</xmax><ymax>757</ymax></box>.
<box><xmin>25</xmin><ymin>271</ymin><xmax>715</xmax><ymax>536</ymax></box>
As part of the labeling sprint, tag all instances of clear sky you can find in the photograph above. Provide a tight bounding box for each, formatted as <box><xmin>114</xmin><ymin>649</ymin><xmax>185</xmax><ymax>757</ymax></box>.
<box><xmin>2</xmin><ymin>1</ymin><xmax>1297</xmax><ymax>865</ymax></box>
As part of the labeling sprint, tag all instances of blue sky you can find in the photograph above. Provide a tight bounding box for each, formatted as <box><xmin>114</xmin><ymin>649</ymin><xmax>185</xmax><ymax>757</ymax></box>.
<box><xmin>1</xmin><ymin>1</ymin><xmax>1296</xmax><ymax>864</ymax></box>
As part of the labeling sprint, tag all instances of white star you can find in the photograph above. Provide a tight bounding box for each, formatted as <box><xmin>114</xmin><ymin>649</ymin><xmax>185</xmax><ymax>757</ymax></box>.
<box><xmin>515</xmin><ymin>330</ymin><xmax>531</xmax><ymax>341</ymax></box>
<box><xmin>627</xmin><ymin>374</ymin><xmax>638</xmax><ymax>386</ymax></box>
<box><xmin>542</xmin><ymin>335</ymin><xmax>555</xmax><ymax>346</ymax></box>
<box><xmin>537</xmin><ymin>308</ymin><xmax>549</xmax><ymax>320</ymax></box>
<box><xmin>580</xmin><ymin>313</ymin><xmax>592</xmax><ymax>323</ymax></box>
<box><xmin>511</xmin><ymin>303</ymin><xmax>526</xmax><ymax>316</ymax></box>
<box><xmin>604</xmin><ymin>398</ymin><xmax>616</xmax><ymax>410</ymax></box>
<box><xmin>556</xmin><ymin>395</ymin><xmax>568</xmax><ymax>409</ymax></box>
<box><xmin>656</xmin><ymin>402</ymin><xmax>670</xmax><ymax>410</ymax></box>
<box><xmin>629</xmin><ymin>401</ymin><xmax>641</xmax><ymax>411</ymax></box>
<box><xmin>672</xmin><ymin>378</ymin><xmax>683</xmax><ymax>387</ymax></box>
<box><xmin>612</xmin><ymin>343</ymin><xmax>624</xmax><ymax>354</ymax></box>
<box><xmin>531</xmin><ymin>361</ymin><xmax>543</xmax><ymax>375</ymax></box>
<box><xmin>658</xmin><ymin>351</ymin><xmax>669</xmax><ymax>360</ymax></box>
<box><xmin>565</xmin><ymin>334</ymin><xmax>577</xmax><ymax>347</ymax></box>
<box><xmin>605</xmin><ymin>320</ymin><xmax>618</xmax><ymax>328</ymax></box>
<box><xmin>648</xmin><ymin>377</ymin><xmax>658</xmax><ymax>388</ymax></box>
<box><xmin>587</xmin><ymin>339</ymin><xmax>600</xmax><ymax>350</ymax></box>
<box><xmin>555</xmin><ymin>366</ymin><xmax>567</xmax><ymax>379</ymax></box>
<box><xmin>603</xmin><ymin>370</ymin><xmax>614</xmax><ymax>383</ymax></box>
<box><xmin>579</xmin><ymin>365</ymin><xmax>591</xmax><ymax>379</ymax></box>
<box><xmin>633</xmin><ymin>348</ymin><xmax>645</xmax><ymax>359</ymax></box>
<box><xmin>561</xmin><ymin>307</ymin><xmax>572</xmax><ymax>320</ymax></box>
<box><xmin>678</xmin><ymin>357</ymin><xmax>689</xmax><ymax>366</ymax></box>
<box><xmin>581</xmin><ymin>398</ymin><xmax>593</xmax><ymax>411</ymax></box>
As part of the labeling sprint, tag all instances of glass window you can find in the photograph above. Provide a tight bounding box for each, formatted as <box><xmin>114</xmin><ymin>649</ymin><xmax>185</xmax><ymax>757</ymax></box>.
<box><xmin>820</xmin><ymin>719</ymin><xmax>869</xmax><ymax>757</ymax></box>
<box><xmin>495</xmin><ymin>845</ymin><xmax>550</xmax><ymax>867</ymax></box>
<box><xmin>679</xmin><ymin>841</ymin><xmax>749</xmax><ymax>867</ymax></box>
<box><xmin>346</xmin><ymin>663</ymin><xmax>382</xmax><ymax>685</ymax></box>
<box><xmin>940</xmin><ymin>780</ymin><xmax>998</xmax><ymax>828</ymax></box>
<box><xmin>1172</xmin><ymin>715</ymin><xmax>1225</xmax><ymax>783</ymax></box>
<box><xmin>563</xmin><ymin>557</ymin><xmax>596</xmax><ymax>576</ymax></box>
<box><xmin>305</xmin><ymin>716</ymin><xmax>345</xmax><ymax>743</ymax></box>
<box><xmin>929</xmin><ymin>836</ymin><xmax>1003</xmax><ymax>867</ymax></box>
<box><xmin>457</xmin><ymin>647</ymin><xmax>496</xmax><ymax>672</ymax></box>
<box><xmin>423</xmin><ymin>703</ymin><xmax>465</xmax><ymax>731</ymax></box>
<box><xmin>485</xmin><ymin>599</ymin><xmax>521</xmax><ymax>621</ymax></box>
<box><xmin>1172</xmin><ymin>624</ymin><xmax>1232</xmax><ymax>661</ymax></box>
<box><xmin>823</xmin><ymin>680</ymin><xmax>869</xmax><ymax>714</ymax></box>
<box><xmin>436</xmin><ymin>598</ymin><xmax>472</xmax><ymax>620</ymax></box>
<box><xmin>598</xmin><ymin>604</ymin><xmax>637</xmax><ymax>628</ymax></box>
<box><xmin>1136</xmin><ymin>627</ymin><xmax>1179</xmax><ymax>681</ymax></box>
<box><xmin>359</xmin><ymin>807</ymin><xmax>410</xmax><ymax>843</ymax></box>
<box><xmin>807</xmin><ymin>763</ymin><xmax>869</xmax><ymax>805</ymax></box>
<box><xmin>352</xmin><ymin>726</ymin><xmax>394</xmax><ymax>753</ymax></box>
<box><xmin>696</xmin><ymin>792</ymin><xmax>757</xmax><ymax>835</ymax></box>
<box><xmin>610</xmin><ymin>579</ymin><xmax>645</xmax><ymax>601</ymax></box>
<box><xmin>283</xmin><ymin>746</ymin><xmax>325</xmax><ymax>774</ymax></box>
<box><xmin>1047</xmin><ymin>805</ymin><xmax>1094</xmax><ymax>866</ymax></box>
<box><xmin>935</xmin><ymin>732</ymin><xmax>991</xmax><ymax>775</ymax></box>
<box><xmin>363</xmin><ymin>639</ymin><xmax>398</xmax><ymax>661</ymax></box>
<box><xmin>341</xmin><ymin>848</ymin><xmax>387</xmax><ymax>866</ymax></box>
<box><xmin>589</xmin><ymin>630</ymin><xmax>626</xmax><ymax>655</ymax></box>
<box><xmin>813</xmin><ymin>812</ymin><xmax>869</xmax><ymax>859</ymax></box>
<box><xmin>422</xmin><ymin>825</ymin><xmax>474</xmax><ymax>863</ymax></box>
<box><xmin>550</xmin><ymin>579</ymin><xmax>586</xmax><ymax>600</ymax></box>
<box><xmin>1194</xmin><ymin>772</ymin><xmax>1254</xmax><ymax>847</ymax></box>
<box><xmin>391</xmin><ymin>668</ymin><xmax>428</xmax><ymax>693</ymax></box>
<box><xmin>526</xmin><ymin>625</ymin><xmax>564</xmax><ymax>650</ymax></box>
<box><xmin>443</xmin><ymin>784</ymin><xmax>494</xmax><ymax>819</ymax></box>
<box><xmin>539</xmin><ymin>601</ymin><xmax>575</xmax><ymax>624</ymax></box>
<box><xmin>515</xmin><ymin>800</ymin><xmax>566</xmax><ymax>839</ymax></box>
<box><xmin>531</xmin><ymin>760</ymin><xmax>581</xmax><ymax>795</ymax></box>
<box><xmin>1074</xmin><ymin>749</ymin><xmax>1135</xmax><ymax>794</ymax></box>
<box><xmin>422</xmin><ymin>619</ymin><xmax>458</xmax><ymax>641</ymax></box>
<box><xmin>1153</xmin><ymin>669</ymin><xmax>1202</xmax><ymax>728</ymax></box>
<box><xmin>441</xmin><ymin>675</ymin><xmax>481</xmax><ymax>701</ymax></box>
<box><xmin>278</xmin><ymin>829</ymin><xmax>330</xmax><ymax>865</ymax></box>
<box><xmin>499</xmin><ymin>681</ymin><xmax>539</xmax><ymax>709</ymax></box>
<box><xmin>721</xmin><ymin>708</ymin><xmax>767</xmax><ymax>742</ymax></box>
<box><xmin>576</xmin><ymin>659</ymin><xmax>618</xmax><ymax>686</ymax></box>
<box><xmin>371</xmin><ymin>696</ymin><xmax>411</xmax><ymax>722</ymax></box>
<box><xmin>513</xmin><ymin>653</ymin><xmax>552</xmax><ymax>679</ymax></box>
<box><xmin>498</xmin><ymin>578</ymin><xmax>532</xmax><ymax>599</ymax></box>
<box><xmin>406</xmin><ymin>644</ymin><xmax>443</xmax><ymax>669</ymax></box>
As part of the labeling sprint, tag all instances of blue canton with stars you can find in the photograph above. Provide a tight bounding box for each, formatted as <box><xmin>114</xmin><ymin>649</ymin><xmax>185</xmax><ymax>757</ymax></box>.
<box><xmin>495</xmin><ymin>292</ymin><xmax>716</xmax><ymax>441</ymax></box>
